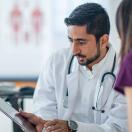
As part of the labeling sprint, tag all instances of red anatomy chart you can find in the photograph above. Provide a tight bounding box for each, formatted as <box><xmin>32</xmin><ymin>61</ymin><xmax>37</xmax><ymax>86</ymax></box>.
<box><xmin>10</xmin><ymin>3</ymin><xmax>43</xmax><ymax>45</ymax></box>
<box><xmin>31</xmin><ymin>7</ymin><xmax>43</xmax><ymax>44</ymax></box>
<box><xmin>10</xmin><ymin>4</ymin><xmax>22</xmax><ymax>44</ymax></box>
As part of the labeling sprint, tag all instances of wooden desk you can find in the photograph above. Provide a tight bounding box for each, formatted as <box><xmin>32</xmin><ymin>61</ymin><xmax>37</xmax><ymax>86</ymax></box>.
<box><xmin>0</xmin><ymin>81</ymin><xmax>37</xmax><ymax>88</ymax></box>
<box><xmin>15</xmin><ymin>81</ymin><xmax>37</xmax><ymax>88</ymax></box>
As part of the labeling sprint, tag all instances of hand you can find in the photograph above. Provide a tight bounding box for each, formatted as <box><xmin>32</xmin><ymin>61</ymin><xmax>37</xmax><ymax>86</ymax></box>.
<box><xmin>17</xmin><ymin>111</ymin><xmax>46</xmax><ymax>132</ymax></box>
<box><xmin>44</xmin><ymin>119</ymin><xmax>70</xmax><ymax>132</ymax></box>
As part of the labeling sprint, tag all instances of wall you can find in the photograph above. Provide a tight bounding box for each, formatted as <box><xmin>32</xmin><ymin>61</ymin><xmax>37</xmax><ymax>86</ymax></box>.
<box><xmin>0</xmin><ymin>0</ymin><xmax>122</xmax><ymax>80</ymax></box>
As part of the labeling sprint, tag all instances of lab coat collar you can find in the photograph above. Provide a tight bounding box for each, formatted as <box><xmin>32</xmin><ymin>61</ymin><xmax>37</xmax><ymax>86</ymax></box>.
<box><xmin>65</xmin><ymin>67</ymin><xmax>80</xmax><ymax>119</ymax></box>
<box><xmin>68</xmin><ymin>43</ymin><xmax>116</xmax><ymax>79</ymax></box>
<box><xmin>80</xmin><ymin>43</ymin><xmax>116</xmax><ymax>76</ymax></box>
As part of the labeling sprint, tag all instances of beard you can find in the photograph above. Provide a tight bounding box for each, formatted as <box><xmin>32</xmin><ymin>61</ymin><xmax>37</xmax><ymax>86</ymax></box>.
<box><xmin>75</xmin><ymin>44</ymin><xmax>100</xmax><ymax>66</ymax></box>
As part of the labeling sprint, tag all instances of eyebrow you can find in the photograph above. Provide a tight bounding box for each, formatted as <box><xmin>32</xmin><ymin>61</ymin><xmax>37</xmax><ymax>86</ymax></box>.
<box><xmin>68</xmin><ymin>36</ymin><xmax>86</xmax><ymax>41</ymax></box>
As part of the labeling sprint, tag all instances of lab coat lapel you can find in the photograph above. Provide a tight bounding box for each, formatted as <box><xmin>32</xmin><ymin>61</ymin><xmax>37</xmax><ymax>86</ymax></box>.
<box><xmin>98</xmin><ymin>48</ymin><xmax>116</xmax><ymax>109</ymax></box>
<box><xmin>64</xmin><ymin>68</ymin><xmax>79</xmax><ymax>119</ymax></box>
<box><xmin>95</xmin><ymin>77</ymin><xmax>113</xmax><ymax>110</ymax></box>
<box><xmin>99</xmin><ymin>76</ymin><xmax>115</xmax><ymax>109</ymax></box>
<box><xmin>93</xmin><ymin>44</ymin><xmax>116</xmax><ymax>123</ymax></box>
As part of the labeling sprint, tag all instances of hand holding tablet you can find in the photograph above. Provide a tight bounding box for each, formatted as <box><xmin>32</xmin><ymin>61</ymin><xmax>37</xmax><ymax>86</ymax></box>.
<box><xmin>0</xmin><ymin>98</ymin><xmax>36</xmax><ymax>132</ymax></box>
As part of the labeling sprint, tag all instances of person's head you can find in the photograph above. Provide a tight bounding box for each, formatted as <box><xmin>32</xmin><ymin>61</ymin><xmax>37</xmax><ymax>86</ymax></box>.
<box><xmin>64</xmin><ymin>3</ymin><xmax>110</xmax><ymax>68</ymax></box>
<box><xmin>116</xmin><ymin>0</ymin><xmax>132</xmax><ymax>59</ymax></box>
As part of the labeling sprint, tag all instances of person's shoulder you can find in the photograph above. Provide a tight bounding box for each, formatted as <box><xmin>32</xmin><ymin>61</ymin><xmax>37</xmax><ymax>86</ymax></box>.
<box><xmin>122</xmin><ymin>51</ymin><xmax>132</xmax><ymax>65</ymax></box>
<box><xmin>125</xmin><ymin>51</ymin><xmax>132</xmax><ymax>59</ymax></box>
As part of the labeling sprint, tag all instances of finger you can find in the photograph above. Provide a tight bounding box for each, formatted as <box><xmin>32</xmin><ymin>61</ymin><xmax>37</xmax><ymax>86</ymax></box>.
<box><xmin>16</xmin><ymin>112</ymin><xmax>36</xmax><ymax>123</ymax></box>
<box><xmin>28</xmin><ymin>116</ymin><xmax>44</xmax><ymax>125</ymax></box>
<box><xmin>45</xmin><ymin>124</ymin><xmax>60</xmax><ymax>131</ymax></box>
<box><xmin>20</xmin><ymin>112</ymin><xmax>42</xmax><ymax>122</ymax></box>
<box><xmin>19</xmin><ymin>112</ymin><xmax>34</xmax><ymax>118</ymax></box>
<box><xmin>20</xmin><ymin>112</ymin><xmax>37</xmax><ymax>124</ymax></box>
<box><xmin>44</xmin><ymin>120</ymin><xmax>57</xmax><ymax>128</ymax></box>
<box><xmin>51</xmin><ymin>128</ymin><xmax>62</xmax><ymax>132</ymax></box>
<box><xmin>18</xmin><ymin>112</ymin><xmax>43</xmax><ymax>125</ymax></box>
<box><xmin>36</xmin><ymin>124</ymin><xmax>44</xmax><ymax>132</ymax></box>
<box><xmin>16</xmin><ymin>111</ymin><xmax>33</xmax><ymax>120</ymax></box>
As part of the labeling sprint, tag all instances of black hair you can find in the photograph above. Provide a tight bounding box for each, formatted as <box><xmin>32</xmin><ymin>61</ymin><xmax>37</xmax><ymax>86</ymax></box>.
<box><xmin>64</xmin><ymin>3</ymin><xmax>110</xmax><ymax>42</ymax></box>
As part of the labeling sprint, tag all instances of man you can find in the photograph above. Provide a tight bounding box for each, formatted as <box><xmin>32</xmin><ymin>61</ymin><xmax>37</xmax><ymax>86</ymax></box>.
<box><xmin>19</xmin><ymin>3</ymin><xmax>128</xmax><ymax>132</ymax></box>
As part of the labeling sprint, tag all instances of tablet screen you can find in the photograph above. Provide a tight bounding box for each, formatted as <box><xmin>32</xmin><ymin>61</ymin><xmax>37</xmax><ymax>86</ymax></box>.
<box><xmin>0</xmin><ymin>98</ymin><xmax>36</xmax><ymax>132</ymax></box>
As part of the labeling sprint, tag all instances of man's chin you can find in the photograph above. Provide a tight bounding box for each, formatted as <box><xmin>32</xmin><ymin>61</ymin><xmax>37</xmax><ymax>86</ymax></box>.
<box><xmin>78</xmin><ymin>59</ymin><xmax>93</xmax><ymax>66</ymax></box>
<box><xmin>78</xmin><ymin>61</ymin><xmax>87</xmax><ymax>66</ymax></box>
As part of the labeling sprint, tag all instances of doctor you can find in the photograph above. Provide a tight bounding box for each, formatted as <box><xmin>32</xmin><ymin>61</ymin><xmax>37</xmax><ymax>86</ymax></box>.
<box><xmin>19</xmin><ymin>3</ymin><xmax>128</xmax><ymax>132</ymax></box>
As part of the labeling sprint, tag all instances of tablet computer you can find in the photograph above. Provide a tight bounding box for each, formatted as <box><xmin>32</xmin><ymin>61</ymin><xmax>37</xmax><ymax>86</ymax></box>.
<box><xmin>0</xmin><ymin>98</ymin><xmax>36</xmax><ymax>132</ymax></box>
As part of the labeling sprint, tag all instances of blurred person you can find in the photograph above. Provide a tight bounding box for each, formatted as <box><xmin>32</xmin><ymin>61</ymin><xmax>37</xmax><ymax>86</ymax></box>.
<box><xmin>18</xmin><ymin>3</ymin><xmax>128</xmax><ymax>132</ymax></box>
<box><xmin>114</xmin><ymin>0</ymin><xmax>132</xmax><ymax>131</ymax></box>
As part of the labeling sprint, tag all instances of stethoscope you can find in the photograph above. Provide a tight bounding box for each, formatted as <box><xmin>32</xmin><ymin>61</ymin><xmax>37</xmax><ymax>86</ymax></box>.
<box><xmin>63</xmin><ymin>54</ymin><xmax>116</xmax><ymax>114</ymax></box>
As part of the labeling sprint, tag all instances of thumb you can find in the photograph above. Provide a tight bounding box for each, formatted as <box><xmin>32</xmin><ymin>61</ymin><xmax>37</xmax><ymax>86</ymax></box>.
<box><xmin>36</xmin><ymin>124</ymin><xmax>45</xmax><ymax>132</ymax></box>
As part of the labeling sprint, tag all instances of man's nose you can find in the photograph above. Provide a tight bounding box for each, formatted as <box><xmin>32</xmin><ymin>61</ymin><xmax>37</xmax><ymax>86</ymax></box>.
<box><xmin>72</xmin><ymin>43</ymin><xmax>80</xmax><ymax>55</ymax></box>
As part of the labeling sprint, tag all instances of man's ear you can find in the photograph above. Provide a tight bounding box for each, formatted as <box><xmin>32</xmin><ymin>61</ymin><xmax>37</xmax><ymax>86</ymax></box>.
<box><xmin>99</xmin><ymin>34</ymin><xmax>109</xmax><ymax>49</ymax></box>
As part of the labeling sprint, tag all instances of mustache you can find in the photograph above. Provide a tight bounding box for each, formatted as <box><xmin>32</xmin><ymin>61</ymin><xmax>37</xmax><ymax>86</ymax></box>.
<box><xmin>74</xmin><ymin>53</ymin><xmax>86</xmax><ymax>58</ymax></box>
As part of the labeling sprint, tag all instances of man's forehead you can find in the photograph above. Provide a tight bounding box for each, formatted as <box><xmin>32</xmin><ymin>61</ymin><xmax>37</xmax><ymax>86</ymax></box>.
<box><xmin>67</xmin><ymin>26</ymin><xmax>94</xmax><ymax>39</ymax></box>
<box><xmin>67</xmin><ymin>25</ymin><xmax>87</xmax><ymax>33</ymax></box>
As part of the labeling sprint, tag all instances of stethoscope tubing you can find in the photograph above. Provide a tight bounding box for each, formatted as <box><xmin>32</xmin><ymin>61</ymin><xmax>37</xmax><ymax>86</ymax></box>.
<box><xmin>64</xmin><ymin>54</ymin><xmax>116</xmax><ymax>113</ymax></box>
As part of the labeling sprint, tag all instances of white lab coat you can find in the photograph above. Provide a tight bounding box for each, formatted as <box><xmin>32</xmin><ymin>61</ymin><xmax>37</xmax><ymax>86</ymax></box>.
<box><xmin>33</xmin><ymin>44</ymin><xmax>128</xmax><ymax>132</ymax></box>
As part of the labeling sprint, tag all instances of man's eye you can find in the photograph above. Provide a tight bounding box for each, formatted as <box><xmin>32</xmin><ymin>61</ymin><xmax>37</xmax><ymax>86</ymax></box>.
<box><xmin>79</xmin><ymin>41</ymin><xmax>86</xmax><ymax>45</ymax></box>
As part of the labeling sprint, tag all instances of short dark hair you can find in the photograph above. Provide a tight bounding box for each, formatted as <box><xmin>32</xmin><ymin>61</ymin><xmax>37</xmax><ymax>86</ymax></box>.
<box><xmin>116</xmin><ymin>0</ymin><xmax>132</xmax><ymax>59</ymax></box>
<box><xmin>64</xmin><ymin>3</ymin><xmax>110</xmax><ymax>42</ymax></box>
